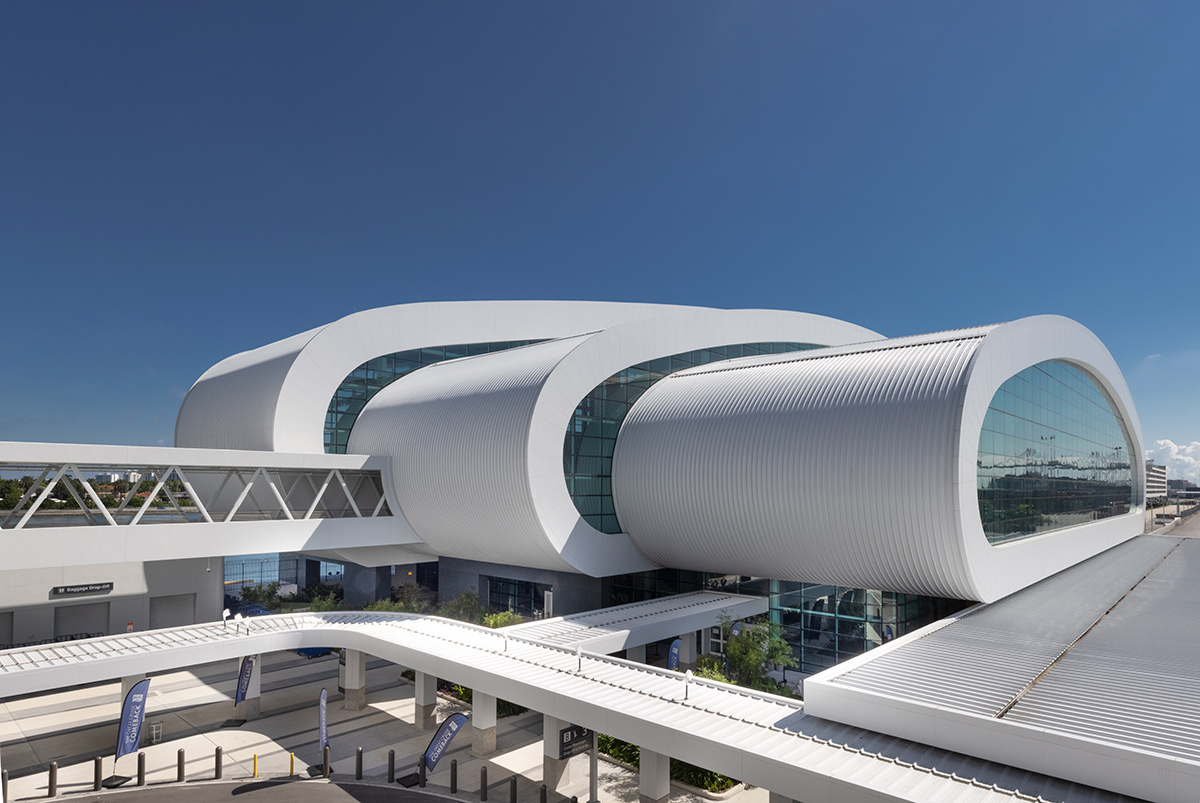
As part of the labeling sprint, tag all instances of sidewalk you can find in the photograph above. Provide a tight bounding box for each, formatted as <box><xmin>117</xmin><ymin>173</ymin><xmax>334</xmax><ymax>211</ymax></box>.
<box><xmin>0</xmin><ymin>651</ymin><xmax>766</xmax><ymax>803</ymax></box>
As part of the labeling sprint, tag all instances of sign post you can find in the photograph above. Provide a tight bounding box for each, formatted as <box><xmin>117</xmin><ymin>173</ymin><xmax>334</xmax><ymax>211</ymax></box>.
<box><xmin>589</xmin><ymin>729</ymin><xmax>599</xmax><ymax>803</ymax></box>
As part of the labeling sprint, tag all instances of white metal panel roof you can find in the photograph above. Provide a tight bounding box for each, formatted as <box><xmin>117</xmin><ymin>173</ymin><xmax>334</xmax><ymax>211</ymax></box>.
<box><xmin>805</xmin><ymin>533</ymin><xmax>1198</xmax><ymax>803</ymax></box>
<box><xmin>500</xmin><ymin>590</ymin><xmax>768</xmax><ymax>652</ymax></box>
<box><xmin>828</xmin><ymin>535</ymin><xmax>1178</xmax><ymax>714</ymax></box>
<box><xmin>1005</xmin><ymin>536</ymin><xmax>1200</xmax><ymax>762</ymax></box>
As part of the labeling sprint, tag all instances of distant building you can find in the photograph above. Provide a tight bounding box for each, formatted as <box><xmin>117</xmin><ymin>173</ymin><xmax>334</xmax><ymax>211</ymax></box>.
<box><xmin>1145</xmin><ymin>461</ymin><xmax>1167</xmax><ymax>500</ymax></box>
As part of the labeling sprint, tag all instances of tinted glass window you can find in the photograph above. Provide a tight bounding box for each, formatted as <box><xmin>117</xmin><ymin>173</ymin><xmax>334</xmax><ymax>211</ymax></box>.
<box><xmin>565</xmin><ymin>342</ymin><xmax>823</xmax><ymax>533</ymax></box>
<box><xmin>325</xmin><ymin>340</ymin><xmax>545</xmax><ymax>453</ymax></box>
<box><xmin>977</xmin><ymin>360</ymin><xmax>1134</xmax><ymax>545</ymax></box>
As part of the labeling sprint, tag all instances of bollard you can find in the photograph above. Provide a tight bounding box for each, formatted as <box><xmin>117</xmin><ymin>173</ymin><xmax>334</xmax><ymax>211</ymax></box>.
<box><xmin>48</xmin><ymin>761</ymin><xmax>58</xmax><ymax>798</ymax></box>
<box><xmin>253</xmin><ymin>754</ymin><xmax>258</xmax><ymax>779</ymax></box>
<box><xmin>540</xmin><ymin>783</ymin><xmax>547</xmax><ymax>803</ymax></box>
<box><xmin>480</xmin><ymin>766</ymin><xmax>488</xmax><ymax>802</ymax></box>
<box><xmin>137</xmin><ymin>752</ymin><xmax>146</xmax><ymax>787</ymax></box>
<box><xmin>450</xmin><ymin>759</ymin><xmax>458</xmax><ymax>794</ymax></box>
<box><xmin>509</xmin><ymin>775</ymin><xmax>517</xmax><ymax>803</ymax></box>
<box><xmin>177</xmin><ymin>749</ymin><xmax>186</xmax><ymax>783</ymax></box>
<box><xmin>418</xmin><ymin>754</ymin><xmax>426</xmax><ymax>788</ymax></box>
<box><xmin>323</xmin><ymin>745</ymin><xmax>330</xmax><ymax>778</ymax></box>
<box><xmin>215</xmin><ymin>746</ymin><xmax>224</xmax><ymax>779</ymax></box>
<box><xmin>355</xmin><ymin>747</ymin><xmax>363</xmax><ymax>780</ymax></box>
<box><xmin>2</xmin><ymin>769</ymin><xmax>7</xmax><ymax>803</ymax></box>
<box><xmin>291</xmin><ymin>752</ymin><xmax>295</xmax><ymax>778</ymax></box>
<box><xmin>95</xmin><ymin>757</ymin><xmax>103</xmax><ymax>791</ymax></box>
<box><xmin>387</xmin><ymin>750</ymin><xmax>395</xmax><ymax>783</ymax></box>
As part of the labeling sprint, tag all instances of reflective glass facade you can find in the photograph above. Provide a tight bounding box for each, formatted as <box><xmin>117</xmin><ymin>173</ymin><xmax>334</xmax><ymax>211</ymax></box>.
<box><xmin>564</xmin><ymin>342</ymin><xmax>822</xmax><ymax>533</ymax></box>
<box><xmin>325</xmin><ymin>340</ymin><xmax>544</xmax><ymax>454</ymax></box>
<box><xmin>487</xmin><ymin>575</ymin><xmax>551</xmax><ymax>617</ymax></box>
<box><xmin>606</xmin><ymin>570</ymin><xmax>966</xmax><ymax>675</ymax></box>
<box><xmin>977</xmin><ymin>360</ymin><xmax>1135</xmax><ymax>545</ymax></box>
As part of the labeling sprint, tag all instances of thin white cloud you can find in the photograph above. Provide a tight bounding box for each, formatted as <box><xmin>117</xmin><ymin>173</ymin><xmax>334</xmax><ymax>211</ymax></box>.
<box><xmin>1145</xmin><ymin>440</ymin><xmax>1200</xmax><ymax>484</ymax></box>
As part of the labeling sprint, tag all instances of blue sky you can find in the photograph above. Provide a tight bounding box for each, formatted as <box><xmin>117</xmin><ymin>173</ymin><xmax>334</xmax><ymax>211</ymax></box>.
<box><xmin>3</xmin><ymin>3</ymin><xmax>1199</xmax><ymax>474</ymax></box>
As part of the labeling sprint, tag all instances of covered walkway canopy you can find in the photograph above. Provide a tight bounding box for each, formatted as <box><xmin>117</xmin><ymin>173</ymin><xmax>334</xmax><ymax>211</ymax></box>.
<box><xmin>0</xmin><ymin>601</ymin><xmax>1136</xmax><ymax>802</ymax></box>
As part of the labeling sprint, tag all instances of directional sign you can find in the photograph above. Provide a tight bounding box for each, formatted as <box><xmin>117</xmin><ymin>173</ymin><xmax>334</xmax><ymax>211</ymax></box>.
<box><xmin>559</xmin><ymin>724</ymin><xmax>593</xmax><ymax>760</ymax></box>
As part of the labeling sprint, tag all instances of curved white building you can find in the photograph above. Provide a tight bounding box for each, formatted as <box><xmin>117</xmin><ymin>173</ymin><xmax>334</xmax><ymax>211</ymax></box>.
<box><xmin>172</xmin><ymin>303</ymin><xmax>1143</xmax><ymax>605</ymax></box>
<box><xmin>613</xmin><ymin>316</ymin><xmax>1143</xmax><ymax>602</ymax></box>
<box><xmin>345</xmin><ymin>306</ymin><xmax>880</xmax><ymax>577</ymax></box>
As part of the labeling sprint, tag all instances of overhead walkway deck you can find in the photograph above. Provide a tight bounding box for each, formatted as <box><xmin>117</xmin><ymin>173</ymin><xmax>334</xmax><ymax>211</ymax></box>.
<box><xmin>501</xmin><ymin>590</ymin><xmax>767</xmax><ymax>652</ymax></box>
<box><xmin>0</xmin><ymin>606</ymin><xmax>1137</xmax><ymax>802</ymax></box>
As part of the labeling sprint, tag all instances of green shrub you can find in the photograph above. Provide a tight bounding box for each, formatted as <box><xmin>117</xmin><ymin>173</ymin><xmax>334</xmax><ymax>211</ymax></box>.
<box><xmin>308</xmin><ymin>592</ymin><xmax>344</xmax><ymax>612</ymax></box>
<box><xmin>240</xmin><ymin>581</ymin><xmax>281</xmax><ymax>609</ymax></box>
<box><xmin>597</xmin><ymin>734</ymin><xmax>640</xmax><ymax>766</ymax></box>
<box><xmin>670</xmin><ymin>759</ymin><xmax>737</xmax><ymax>793</ymax></box>
<box><xmin>440</xmin><ymin>682</ymin><xmax>528</xmax><ymax>718</ymax></box>
<box><xmin>391</xmin><ymin>582</ymin><xmax>434</xmax><ymax>613</ymax></box>
<box><xmin>595</xmin><ymin>733</ymin><xmax>738</xmax><ymax>793</ymax></box>
<box><xmin>438</xmin><ymin>591</ymin><xmax>486</xmax><ymax>624</ymax></box>
<box><xmin>482</xmin><ymin>609</ymin><xmax>523</xmax><ymax>628</ymax></box>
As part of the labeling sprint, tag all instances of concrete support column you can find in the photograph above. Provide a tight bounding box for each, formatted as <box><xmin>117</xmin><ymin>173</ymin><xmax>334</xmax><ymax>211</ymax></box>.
<box><xmin>626</xmin><ymin>644</ymin><xmax>646</xmax><ymax>663</ymax></box>
<box><xmin>120</xmin><ymin>674</ymin><xmax>147</xmax><ymax>701</ymax></box>
<box><xmin>638</xmin><ymin>747</ymin><xmax>670</xmax><ymax>803</ymax></box>
<box><xmin>541</xmin><ymin>715</ymin><xmax>571</xmax><ymax>791</ymax></box>
<box><xmin>700</xmin><ymin>627</ymin><xmax>712</xmax><ymax>656</ymax></box>
<box><xmin>304</xmin><ymin>559</ymin><xmax>321</xmax><ymax>590</ymax></box>
<box><xmin>768</xmin><ymin>792</ymin><xmax>795</xmax><ymax>803</ymax></box>
<box><xmin>678</xmin><ymin>631</ymin><xmax>697</xmax><ymax>669</ymax></box>
<box><xmin>233</xmin><ymin>655</ymin><xmax>263</xmax><ymax>720</ymax></box>
<box><xmin>341</xmin><ymin>649</ymin><xmax>367</xmax><ymax>711</ymax></box>
<box><xmin>413</xmin><ymin>671</ymin><xmax>437</xmax><ymax>730</ymax></box>
<box><xmin>471</xmin><ymin>692</ymin><xmax>497</xmax><ymax>757</ymax></box>
<box><xmin>343</xmin><ymin>563</ymin><xmax>392</xmax><ymax>608</ymax></box>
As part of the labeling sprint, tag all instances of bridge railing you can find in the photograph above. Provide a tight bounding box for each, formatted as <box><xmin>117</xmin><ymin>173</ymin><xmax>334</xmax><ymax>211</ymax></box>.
<box><xmin>0</xmin><ymin>443</ymin><xmax>392</xmax><ymax>530</ymax></box>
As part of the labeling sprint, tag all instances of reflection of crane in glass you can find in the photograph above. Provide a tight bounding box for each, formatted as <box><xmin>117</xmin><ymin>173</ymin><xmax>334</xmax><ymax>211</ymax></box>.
<box><xmin>1040</xmin><ymin>434</ymin><xmax>1055</xmax><ymax>477</ymax></box>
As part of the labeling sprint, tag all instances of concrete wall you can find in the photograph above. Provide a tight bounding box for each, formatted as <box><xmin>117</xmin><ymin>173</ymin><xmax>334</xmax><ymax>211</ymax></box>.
<box><xmin>0</xmin><ymin>557</ymin><xmax>222</xmax><ymax>647</ymax></box>
<box><xmin>437</xmin><ymin>557</ymin><xmax>603</xmax><ymax>617</ymax></box>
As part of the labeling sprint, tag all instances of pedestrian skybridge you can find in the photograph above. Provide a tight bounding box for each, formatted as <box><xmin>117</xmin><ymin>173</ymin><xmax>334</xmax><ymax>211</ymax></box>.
<box><xmin>0</xmin><ymin>598</ymin><xmax>1132</xmax><ymax>803</ymax></box>
<box><xmin>0</xmin><ymin>441</ymin><xmax>413</xmax><ymax>571</ymax></box>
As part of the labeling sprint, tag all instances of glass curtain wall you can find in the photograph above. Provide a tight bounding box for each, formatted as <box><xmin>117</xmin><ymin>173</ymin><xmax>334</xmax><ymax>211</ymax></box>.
<box><xmin>565</xmin><ymin>342</ymin><xmax>823</xmax><ymax>533</ymax></box>
<box><xmin>325</xmin><ymin>340</ymin><xmax>545</xmax><ymax>453</ymax></box>
<box><xmin>606</xmin><ymin>570</ymin><xmax>966</xmax><ymax>675</ymax></box>
<box><xmin>977</xmin><ymin>360</ymin><xmax>1135</xmax><ymax>544</ymax></box>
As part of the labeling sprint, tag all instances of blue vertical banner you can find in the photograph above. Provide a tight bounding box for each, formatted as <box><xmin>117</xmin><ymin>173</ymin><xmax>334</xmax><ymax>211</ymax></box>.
<box><xmin>115</xmin><ymin>678</ymin><xmax>152</xmax><ymax>761</ymax></box>
<box><xmin>318</xmin><ymin>688</ymin><xmax>329</xmax><ymax>752</ymax></box>
<box><xmin>234</xmin><ymin>655</ymin><xmax>256</xmax><ymax>705</ymax></box>
<box><xmin>423</xmin><ymin>713</ymin><xmax>468</xmax><ymax>772</ymax></box>
<box><xmin>731</xmin><ymin>621</ymin><xmax>743</xmax><ymax>638</ymax></box>
<box><xmin>667</xmin><ymin>638</ymin><xmax>681</xmax><ymax>671</ymax></box>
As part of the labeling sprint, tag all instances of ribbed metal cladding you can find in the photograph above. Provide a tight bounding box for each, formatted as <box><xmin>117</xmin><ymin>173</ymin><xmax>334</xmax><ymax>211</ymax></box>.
<box><xmin>1004</xmin><ymin>536</ymin><xmax>1200</xmax><ymax>761</ymax></box>
<box><xmin>831</xmin><ymin>535</ymin><xmax>1178</xmax><ymax>714</ymax></box>
<box><xmin>348</xmin><ymin>336</ymin><xmax>591</xmax><ymax>572</ymax></box>
<box><xmin>612</xmin><ymin>332</ymin><xmax>988</xmax><ymax>599</ymax></box>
